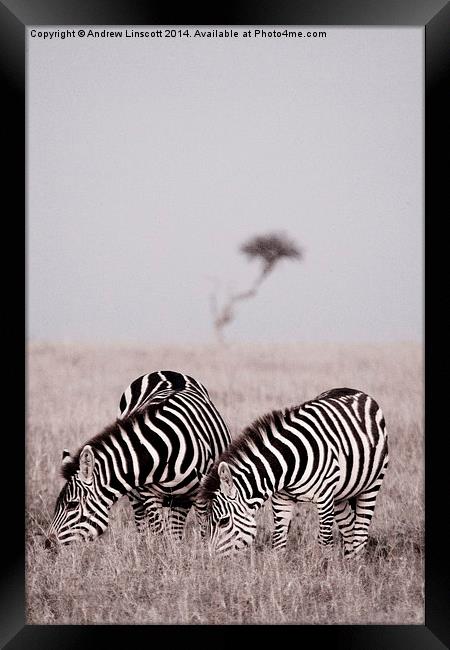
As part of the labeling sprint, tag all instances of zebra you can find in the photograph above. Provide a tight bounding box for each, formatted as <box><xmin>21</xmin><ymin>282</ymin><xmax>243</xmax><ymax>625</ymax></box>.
<box><xmin>199</xmin><ymin>387</ymin><xmax>389</xmax><ymax>558</ymax></box>
<box><xmin>45</xmin><ymin>370</ymin><xmax>231</xmax><ymax>547</ymax></box>
<box><xmin>115</xmin><ymin>370</ymin><xmax>222</xmax><ymax>536</ymax></box>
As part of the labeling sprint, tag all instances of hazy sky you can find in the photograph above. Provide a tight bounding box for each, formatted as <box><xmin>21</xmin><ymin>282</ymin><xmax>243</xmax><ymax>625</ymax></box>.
<box><xmin>28</xmin><ymin>27</ymin><xmax>423</xmax><ymax>344</ymax></box>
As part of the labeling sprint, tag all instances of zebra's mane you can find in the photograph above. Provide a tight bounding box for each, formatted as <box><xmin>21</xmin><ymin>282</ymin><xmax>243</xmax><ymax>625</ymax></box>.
<box><xmin>61</xmin><ymin>457</ymin><xmax>80</xmax><ymax>481</ymax></box>
<box><xmin>60</xmin><ymin>420</ymin><xmax>117</xmax><ymax>481</ymax></box>
<box><xmin>60</xmin><ymin>400</ymin><xmax>171</xmax><ymax>481</ymax></box>
<box><xmin>199</xmin><ymin>409</ymin><xmax>289</xmax><ymax>501</ymax></box>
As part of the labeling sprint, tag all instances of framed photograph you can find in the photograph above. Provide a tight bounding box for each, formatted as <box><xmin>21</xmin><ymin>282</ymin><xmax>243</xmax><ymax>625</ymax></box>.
<box><xmin>2</xmin><ymin>0</ymin><xmax>448</xmax><ymax>646</ymax></box>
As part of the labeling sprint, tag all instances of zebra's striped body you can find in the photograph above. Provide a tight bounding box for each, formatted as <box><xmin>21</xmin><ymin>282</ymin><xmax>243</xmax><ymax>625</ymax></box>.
<box><xmin>200</xmin><ymin>388</ymin><xmax>388</xmax><ymax>557</ymax></box>
<box><xmin>46</xmin><ymin>371</ymin><xmax>231</xmax><ymax>547</ymax></box>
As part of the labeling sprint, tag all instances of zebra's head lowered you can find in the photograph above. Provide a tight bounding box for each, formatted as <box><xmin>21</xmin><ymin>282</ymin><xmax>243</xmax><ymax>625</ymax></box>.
<box><xmin>45</xmin><ymin>446</ymin><xmax>110</xmax><ymax>548</ymax></box>
<box><xmin>200</xmin><ymin>461</ymin><xmax>257</xmax><ymax>556</ymax></box>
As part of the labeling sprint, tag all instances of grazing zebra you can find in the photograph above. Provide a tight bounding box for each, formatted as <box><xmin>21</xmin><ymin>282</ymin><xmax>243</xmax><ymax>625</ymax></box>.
<box><xmin>116</xmin><ymin>370</ymin><xmax>221</xmax><ymax>535</ymax></box>
<box><xmin>45</xmin><ymin>370</ymin><xmax>231</xmax><ymax>547</ymax></box>
<box><xmin>199</xmin><ymin>388</ymin><xmax>389</xmax><ymax>557</ymax></box>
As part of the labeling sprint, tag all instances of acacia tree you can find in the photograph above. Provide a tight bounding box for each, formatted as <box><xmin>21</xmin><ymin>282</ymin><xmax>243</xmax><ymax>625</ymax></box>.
<box><xmin>211</xmin><ymin>232</ymin><xmax>302</xmax><ymax>342</ymax></box>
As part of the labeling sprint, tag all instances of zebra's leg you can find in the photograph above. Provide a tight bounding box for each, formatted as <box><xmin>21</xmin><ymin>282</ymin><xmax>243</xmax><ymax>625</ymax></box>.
<box><xmin>167</xmin><ymin>503</ymin><xmax>192</xmax><ymax>541</ymax></box>
<box><xmin>349</xmin><ymin>458</ymin><xmax>388</xmax><ymax>557</ymax></box>
<box><xmin>334</xmin><ymin>499</ymin><xmax>356</xmax><ymax>555</ymax></box>
<box><xmin>127</xmin><ymin>489</ymin><xmax>150</xmax><ymax>533</ymax></box>
<box><xmin>192</xmin><ymin>499</ymin><xmax>208</xmax><ymax>539</ymax></box>
<box><xmin>350</xmin><ymin>484</ymin><xmax>383</xmax><ymax>557</ymax></box>
<box><xmin>315</xmin><ymin>489</ymin><xmax>335</xmax><ymax>549</ymax></box>
<box><xmin>127</xmin><ymin>487</ymin><xmax>164</xmax><ymax>535</ymax></box>
<box><xmin>271</xmin><ymin>492</ymin><xmax>296</xmax><ymax>551</ymax></box>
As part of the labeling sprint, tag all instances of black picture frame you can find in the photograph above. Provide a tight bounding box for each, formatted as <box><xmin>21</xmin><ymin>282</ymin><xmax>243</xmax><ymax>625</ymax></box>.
<box><xmin>2</xmin><ymin>0</ymin><xmax>448</xmax><ymax>647</ymax></box>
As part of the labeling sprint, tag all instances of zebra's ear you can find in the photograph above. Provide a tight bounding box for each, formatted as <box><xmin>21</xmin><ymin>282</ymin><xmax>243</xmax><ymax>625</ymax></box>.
<box><xmin>60</xmin><ymin>449</ymin><xmax>76</xmax><ymax>480</ymax></box>
<box><xmin>79</xmin><ymin>445</ymin><xmax>95</xmax><ymax>483</ymax></box>
<box><xmin>61</xmin><ymin>449</ymin><xmax>72</xmax><ymax>466</ymax></box>
<box><xmin>218</xmin><ymin>462</ymin><xmax>237</xmax><ymax>499</ymax></box>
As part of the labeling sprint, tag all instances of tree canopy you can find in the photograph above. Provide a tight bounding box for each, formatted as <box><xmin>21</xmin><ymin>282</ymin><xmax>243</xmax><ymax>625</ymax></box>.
<box><xmin>240</xmin><ymin>232</ymin><xmax>302</xmax><ymax>274</ymax></box>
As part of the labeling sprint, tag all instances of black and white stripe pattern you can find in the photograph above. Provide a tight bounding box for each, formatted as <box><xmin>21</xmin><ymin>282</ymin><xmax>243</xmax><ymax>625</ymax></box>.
<box><xmin>117</xmin><ymin>370</ymin><xmax>212</xmax><ymax>419</ymax></box>
<box><xmin>46</xmin><ymin>371</ymin><xmax>231</xmax><ymax>547</ymax></box>
<box><xmin>200</xmin><ymin>388</ymin><xmax>388</xmax><ymax>557</ymax></box>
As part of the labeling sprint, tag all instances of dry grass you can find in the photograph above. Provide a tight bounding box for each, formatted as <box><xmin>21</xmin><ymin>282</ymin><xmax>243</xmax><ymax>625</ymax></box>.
<box><xmin>26</xmin><ymin>342</ymin><xmax>424</xmax><ymax>624</ymax></box>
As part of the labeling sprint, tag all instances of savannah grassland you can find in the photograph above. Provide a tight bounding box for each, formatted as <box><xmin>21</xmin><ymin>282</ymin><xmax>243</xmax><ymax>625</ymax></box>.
<box><xmin>26</xmin><ymin>342</ymin><xmax>423</xmax><ymax>625</ymax></box>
